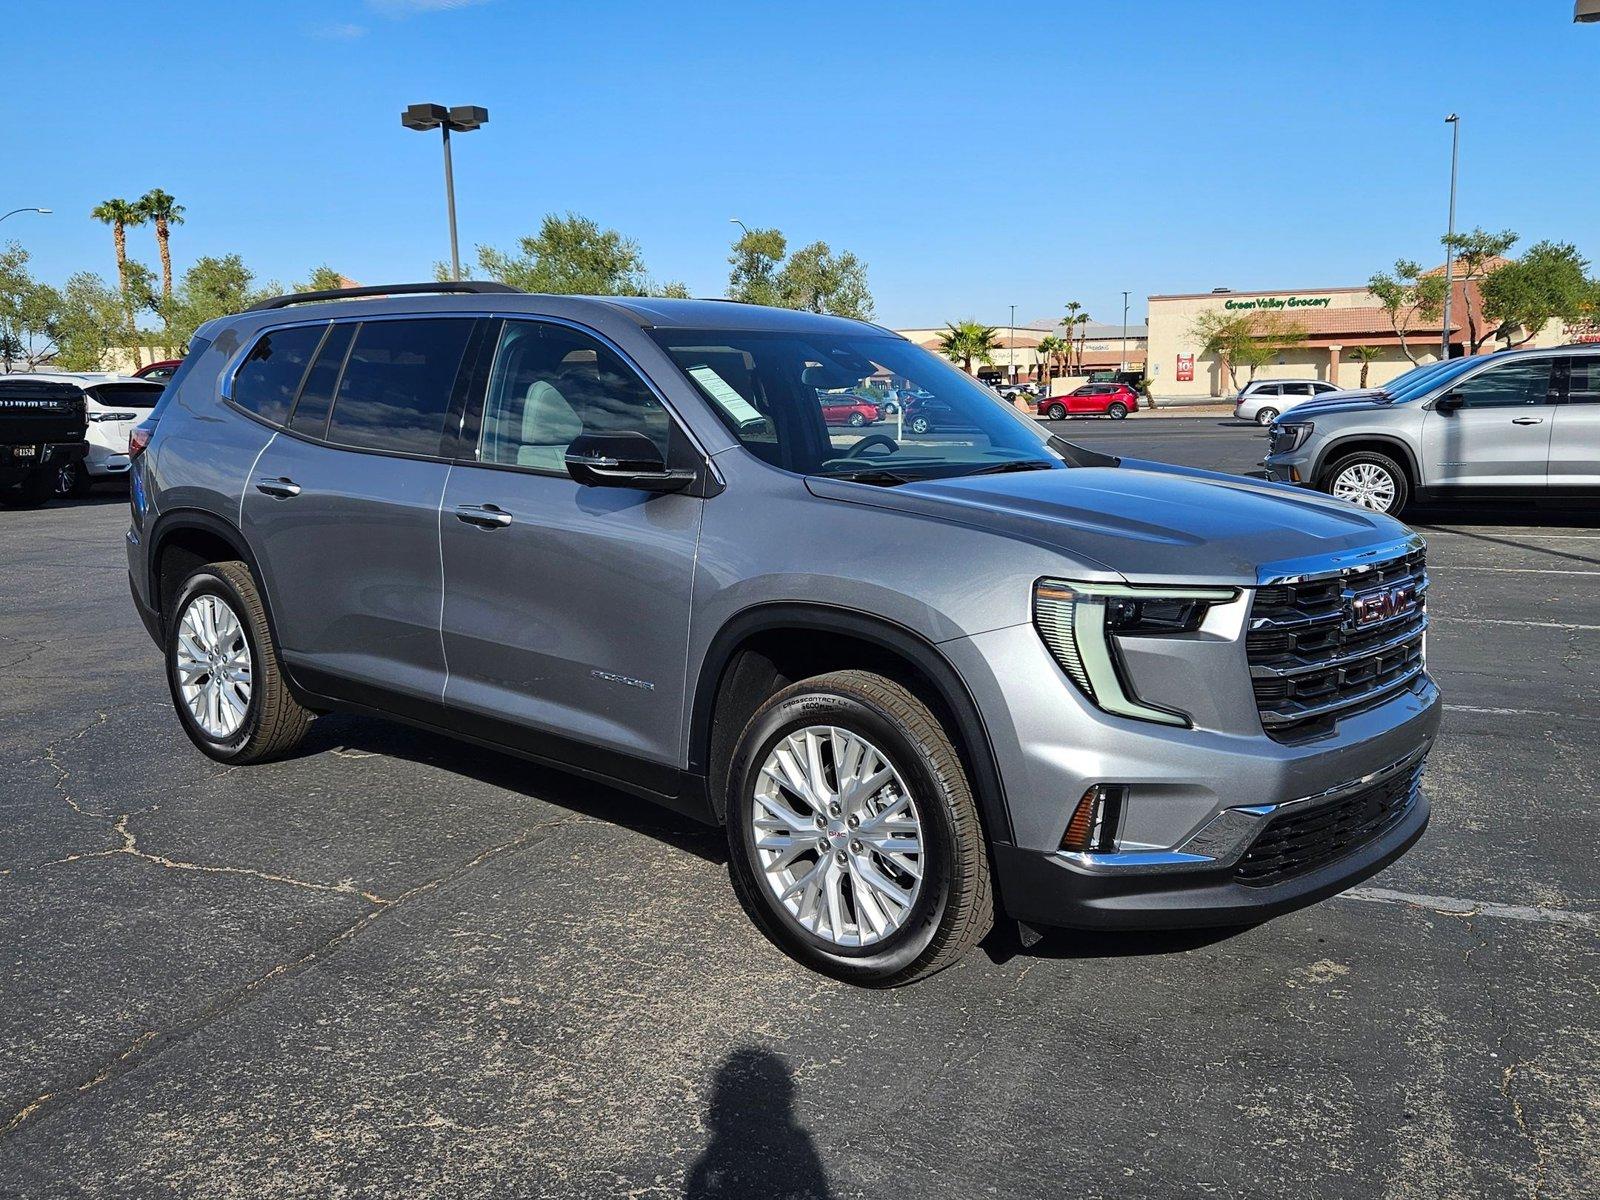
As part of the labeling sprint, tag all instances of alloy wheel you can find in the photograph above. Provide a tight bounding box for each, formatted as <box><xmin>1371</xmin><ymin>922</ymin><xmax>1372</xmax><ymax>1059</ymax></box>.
<box><xmin>751</xmin><ymin>725</ymin><xmax>924</xmax><ymax>948</ymax></box>
<box><xmin>174</xmin><ymin>593</ymin><xmax>253</xmax><ymax>738</ymax></box>
<box><xmin>1331</xmin><ymin>462</ymin><xmax>1398</xmax><ymax>512</ymax></box>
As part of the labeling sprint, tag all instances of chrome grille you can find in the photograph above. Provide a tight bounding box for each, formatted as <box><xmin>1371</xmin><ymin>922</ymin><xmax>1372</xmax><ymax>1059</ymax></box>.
<box><xmin>1248</xmin><ymin>546</ymin><xmax>1428</xmax><ymax>741</ymax></box>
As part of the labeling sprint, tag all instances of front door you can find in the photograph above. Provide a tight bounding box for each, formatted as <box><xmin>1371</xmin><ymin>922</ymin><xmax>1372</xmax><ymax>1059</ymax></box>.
<box><xmin>1420</xmin><ymin>357</ymin><xmax>1557</xmax><ymax>487</ymax></box>
<box><xmin>1550</xmin><ymin>355</ymin><xmax>1600</xmax><ymax>487</ymax></box>
<box><xmin>439</xmin><ymin>318</ymin><xmax>704</xmax><ymax>781</ymax></box>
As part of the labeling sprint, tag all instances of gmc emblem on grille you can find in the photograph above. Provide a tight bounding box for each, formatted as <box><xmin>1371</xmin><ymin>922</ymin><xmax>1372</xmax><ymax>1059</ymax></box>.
<box><xmin>1351</xmin><ymin>584</ymin><xmax>1416</xmax><ymax>627</ymax></box>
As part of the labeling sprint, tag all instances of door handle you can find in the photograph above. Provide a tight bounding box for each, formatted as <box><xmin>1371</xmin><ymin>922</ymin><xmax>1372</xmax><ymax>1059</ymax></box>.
<box><xmin>1511</xmin><ymin>416</ymin><xmax>1544</xmax><ymax>425</ymax></box>
<box><xmin>454</xmin><ymin>503</ymin><xmax>513</xmax><ymax>529</ymax></box>
<box><xmin>255</xmin><ymin>476</ymin><xmax>301</xmax><ymax>498</ymax></box>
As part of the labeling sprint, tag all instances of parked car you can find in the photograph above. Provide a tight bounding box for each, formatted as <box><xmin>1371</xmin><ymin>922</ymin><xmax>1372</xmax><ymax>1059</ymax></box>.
<box><xmin>1233</xmin><ymin>379</ymin><xmax>1342</xmax><ymax>426</ymax></box>
<box><xmin>0</xmin><ymin>378</ymin><xmax>88</xmax><ymax>508</ymax></box>
<box><xmin>3</xmin><ymin>373</ymin><xmax>166</xmax><ymax>495</ymax></box>
<box><xmin>901</xmin><ymin>392</ymin><xmax>970</xmax><ymax>434</ymax></box>
<box><xmin>1264</xmin><ymin>345</ymin><xmax>1600</xmax><ymax>514</ymax></box>
<box><xmin>1037</xmin><ymin>383</ymin><xmax>1139</xmax><ymax>421</ymax></box>
<box><xmin>135</xmin><ymin>359</ymin><xmax>183</xmax><ymax>383</ymax></box>
<box><xmin>130</xmin><ymin>282</ymin><xmax>1438</xmax><ymax>986</ymax></box>
<box><xmin>818</xmin><ymin>393</ymin><xmax>881</xmax><ymax>427</ymax></box>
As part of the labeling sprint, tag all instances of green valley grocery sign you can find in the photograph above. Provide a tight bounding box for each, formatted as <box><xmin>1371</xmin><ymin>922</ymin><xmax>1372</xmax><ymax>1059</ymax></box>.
<box><xmin>1222</xmin><ymin>295</ymin><xmax>1332</xmax><ymax>311</ymax></box>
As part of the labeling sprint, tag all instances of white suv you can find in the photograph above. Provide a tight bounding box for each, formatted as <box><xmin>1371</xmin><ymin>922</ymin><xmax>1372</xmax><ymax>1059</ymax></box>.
<box><xmin>3</xmin><ymin>373</ymin><xmax>165</xmax><ymax>495</ymax></box>
<box><xmin>1234</xmin><ymin>379</ymin><xmax>1341</xmax><ymax>426</ymax></box>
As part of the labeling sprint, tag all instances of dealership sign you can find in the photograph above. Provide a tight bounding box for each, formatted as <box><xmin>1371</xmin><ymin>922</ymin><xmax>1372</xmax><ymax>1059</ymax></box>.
<box><xmin>1222</xmin><ymin>295</ymin><xmax>1332</xmax><ymax>311</ymax></box>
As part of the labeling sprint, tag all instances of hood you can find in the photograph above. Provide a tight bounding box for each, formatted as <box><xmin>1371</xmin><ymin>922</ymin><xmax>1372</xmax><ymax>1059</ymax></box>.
<box><xmin>808</xmin><ymin>460</ymin><xmax>1410</xmax><ymax>586</ymax></box>
<box><xmin>1279</xmin><ymin>392</ymin><xmax>1398</xmax><ymax>421</ymax></box>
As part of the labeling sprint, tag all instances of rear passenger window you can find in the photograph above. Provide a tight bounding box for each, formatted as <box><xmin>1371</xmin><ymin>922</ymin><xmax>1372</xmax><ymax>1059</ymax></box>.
<box><xmin>325</xmin><ymin>319</ymin><xmax>474</xmax><ymax>456</ymax></box>
<box><xmin>289</xmin><ymin>323</ymin><xmax>354</xmax><ymax>437</ymax></box>
<box><xmin>231</xmin><ymin>326</ymin><xmax>324</xmax><ymax>426</ymax></box>
<box><xmin>1564</xmin><ymin>357</ymin><xmax>1600</xmax><ymax>404</ymax></box>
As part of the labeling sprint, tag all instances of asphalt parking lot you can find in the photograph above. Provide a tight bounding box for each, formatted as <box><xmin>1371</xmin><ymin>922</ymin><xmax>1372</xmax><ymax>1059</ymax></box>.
<box><xmin>2</xmin><ymin>417</ymin><xmax>1596</xmax><ymax>1199</ymax></box>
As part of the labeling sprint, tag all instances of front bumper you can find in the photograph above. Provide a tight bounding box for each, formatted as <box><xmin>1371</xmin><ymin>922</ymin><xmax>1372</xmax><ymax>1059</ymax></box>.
<box><xmin>1262</xmin><ymin>448</ymin><xmax>1315</xmax><ymax>486</ymax></box>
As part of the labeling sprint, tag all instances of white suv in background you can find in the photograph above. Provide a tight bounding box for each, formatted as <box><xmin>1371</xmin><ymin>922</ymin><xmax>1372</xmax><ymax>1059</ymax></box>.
<box><xmin>2</xmin><ymin>373</ymin><xmax>166</xmax><ymax>495</ymax></box>
<box><xmin>1234</xmin><ymin>379</ymin><xmax>1341</xmax><ymax>426</ymax></box>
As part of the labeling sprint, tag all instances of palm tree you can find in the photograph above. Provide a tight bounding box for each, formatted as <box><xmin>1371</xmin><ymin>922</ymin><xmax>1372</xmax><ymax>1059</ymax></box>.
<box><xmin>138</xmin><ymin>189</ymin><xmax>185</xmax><ymax>304</ymax></box>
<box><xmin>1035</xmin><ymin>334</ymin><xmax>1066</xmax><ymax>382</ymax></box>
<box><xmin>1061</xmin><ymin>301</ymin><xmax>1083</xmax><ymax>371</ymax></box>
<box><xmin>91</xmin><ymin>197</ymin><xmax>147</xmax><ymax>367</ymax></box>
<box><xmin>1348</xmin><ymin>345</ymin><xmax>1383</xmax><ymax>388</ymax></box>
<box><xmin>1073</xmin><ymin>312</ymin><xmax>1092</xmax><ymax>374</ymax></box>
<box><xmin>938</xmin><ymin>320</ymin><xmax>1001</xmax><ymax>375</ymax></box>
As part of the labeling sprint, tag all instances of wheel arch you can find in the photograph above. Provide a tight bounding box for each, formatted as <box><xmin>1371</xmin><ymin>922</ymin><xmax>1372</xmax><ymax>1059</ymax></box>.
<box><xmin>689</xmin><ymin>603</ymin><xmax>1014</xmax><ymax>847</ymax></box>
<box><xmin>147</xmin><ymin>509</ymin><xmax>269</xmax><ymax>636</ymax></box>
<box><xmin>1314</xmin><ymin>435</ymin><xmax>1421</xmax><ymax>489</ymax></box>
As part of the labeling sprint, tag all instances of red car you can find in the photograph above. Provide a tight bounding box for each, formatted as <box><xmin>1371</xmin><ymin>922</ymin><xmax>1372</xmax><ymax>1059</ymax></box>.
<box><xmin>1037</xmin><ymin>383</ymin><xmax>1138</xmax><ymax>421</ymax></box>
<box><xmin>819</xmin><ymin>394</ymin><xmax>881</xmax><ymax>427</ymax></box>
<box><xmin>134</xmin><ymin>359</ymin><xmax>183</xmax><ymax>383</ymax></box>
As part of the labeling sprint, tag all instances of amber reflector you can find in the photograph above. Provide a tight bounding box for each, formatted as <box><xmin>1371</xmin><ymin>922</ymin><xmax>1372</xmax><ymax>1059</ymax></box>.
<box><xmin>1061</xmin><ymin>788</ymin><xmax>1101</xmax><ymax>852</ymax></box>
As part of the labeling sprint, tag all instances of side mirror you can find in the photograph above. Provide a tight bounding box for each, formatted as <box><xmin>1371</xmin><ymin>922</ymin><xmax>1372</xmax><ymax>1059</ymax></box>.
<box><xmin>1435</xmin><ymin>391</ymin><xmax>1464</xmax><ymax>414</ymax></box>
<box><xmin>564</xmin><ymin>431</ymin><xmax>695</xmax><ymax>492</ymax></box>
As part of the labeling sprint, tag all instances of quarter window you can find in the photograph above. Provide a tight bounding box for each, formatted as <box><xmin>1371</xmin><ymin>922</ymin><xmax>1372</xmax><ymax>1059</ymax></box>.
<box><xmin>232</xmin><ymin>325</ymin><xmax>325</xmax><ymax>426</ymax></box>
<box><xmin>289</xmin><ymin>323</ymin><xmax>355</xmax><ymax>437</ymax></box>
<box><xmin>1563</xmin><ymin>357</ymin><xmax>1600</xmax><ymax>404</ymax></box>
<box><xmin>477</xmin><ymin>321</ymin><xmax>672</xmax><ymax>473</ymax></box>
<box><xmin>1446</xmin><ymin>359</ymin><xmax>1554</xmax><ymax>408</ymax></box>
<box><xmin>325</xmin><ymin>319</ymin><xmax>474</xmax><ymax>456</ymax></box>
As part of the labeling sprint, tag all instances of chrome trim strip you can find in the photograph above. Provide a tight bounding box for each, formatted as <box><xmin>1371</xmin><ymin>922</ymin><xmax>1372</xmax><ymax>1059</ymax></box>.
<box><xmin>1257</xmin><ymin>661</ymin><xmax>1427</xmax><ymax>728</ymax></box>
<box><xmin>1249</xmin><ymin>615</ymin><xmax>1429</xmax><ymax>679</ymax></box>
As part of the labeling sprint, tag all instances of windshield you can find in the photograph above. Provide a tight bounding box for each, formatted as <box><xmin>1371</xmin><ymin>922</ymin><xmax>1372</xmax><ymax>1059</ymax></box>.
<box><xmin>1386</xmin><ymin>356</ymin><xmax>1478</xmax><ymax>401</ymax></box>
<box><xmin>650</xmin><ymin>328</ymin><xmax>1061</xmax><ymax>481</ymax></box>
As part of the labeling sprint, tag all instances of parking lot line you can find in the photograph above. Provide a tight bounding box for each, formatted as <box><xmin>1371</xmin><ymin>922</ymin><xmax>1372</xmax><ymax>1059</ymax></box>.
<box><xmin>1443</xmin><ymin>703</ymin><xmax>1588</xmax><ymax>719</ymax></box>
<box><xmin>1426</xmin><ymin>565</ymin><xmax>1600</xmax><ymax>576</ymax></box>
<box><xmin>1432</xmin><ymin>616</ymin><xmax>1600</xmax><ymax>631</ymax></box>
<box><xmin>1341</xmin><ymin>887</ymin><xmax>1597</xmax><ymax>930</ymax></box>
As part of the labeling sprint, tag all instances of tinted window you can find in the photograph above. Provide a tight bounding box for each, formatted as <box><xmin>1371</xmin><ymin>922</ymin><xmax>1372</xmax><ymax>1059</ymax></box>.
<box><xmin>1563</xmin><ymin>356</ymin><xmax>1600</xmax><ymax>404</ymax></box>
<box><xmin>1253</xmin><ymin>384</ymin><xmax>1280</xmax><ymax>396</ymax></box>
<box><xmin>289</xmin><ymin>323</ymin><xmax>354</xmax><ymax>437</ymax></box>
<box><xmin>87</xmin><ymin>382</ymin><xmax>165</xmax><ymax>409</ymax></box>
<box><xmin>232</xmin><ymin>326</ymin><xmax>324</xmax><ymax>426</ymax></box>
<box><xmin>478</xmin><ymin>321</ymin><xmax>672</xmax><ymax>473</ymax></box>
<box><xmin>1448</xmin><ymin>359</ymin><xmax>1554</xmax><ymax>409</ymax></box>
<box><xmin>1282</xmin><ymin>383</ymin><xmax>1314</xmax><ymax>396</ymax></box>
<box><xmin>325</xmin><ymin>319</ymin><xmax>473</xmax><ymax>455</ymax></box>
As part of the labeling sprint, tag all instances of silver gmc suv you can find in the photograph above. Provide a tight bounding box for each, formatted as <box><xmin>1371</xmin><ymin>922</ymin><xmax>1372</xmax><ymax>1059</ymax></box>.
<box><xmin>127</xmin><ymin>282</ymin><xmax>1439</xmax><ymax>985</ymax></box>
<box><xmin>1264</xmin><ymin>345</ymin><xmax>1600</xmax><ymax>514</ymax></box>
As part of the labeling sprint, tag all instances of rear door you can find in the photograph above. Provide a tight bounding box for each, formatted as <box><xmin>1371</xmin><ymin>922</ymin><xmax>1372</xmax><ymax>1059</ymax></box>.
<box><xmin>241</xmin><ymin>316</ymin><xmax>482</xmax><ymax>705</ymax></box>
<box><xmin>1420</xmin><ymin>357</ymin><xmax>1557</xmax><ymax>487</ymax></box>
<box><xmin>1549</xmin><ymin>355</ymin><xmax>1600</xmax><ymax>487</ymax></box>
<box><xmin>438</xmin><ymin>318</ymin><xmax>704</xmax><ymax>779</ymax></box>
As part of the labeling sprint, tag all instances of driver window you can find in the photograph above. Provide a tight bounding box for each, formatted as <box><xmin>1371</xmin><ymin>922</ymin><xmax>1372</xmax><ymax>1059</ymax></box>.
<box><xmin>478</xmin><ymin>321</ymin><xmax>673</xmax><ymax>473</ymax></box>
<box><xmin>1448</xmin><ymin>360</ymin><xmax>1554</xmax><ymax>409</ymax></box>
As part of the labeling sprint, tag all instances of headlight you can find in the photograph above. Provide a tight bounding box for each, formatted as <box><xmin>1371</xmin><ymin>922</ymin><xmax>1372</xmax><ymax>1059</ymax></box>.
<box><xmin>1034</xmin><ymin>579</ymin><xmax>1238</xmax><ymax>726</ymax></box>
<box><xmin>1272</xmin><ymin>421</ymin><xmax>1313</xmax><ymax>452</ymax></box>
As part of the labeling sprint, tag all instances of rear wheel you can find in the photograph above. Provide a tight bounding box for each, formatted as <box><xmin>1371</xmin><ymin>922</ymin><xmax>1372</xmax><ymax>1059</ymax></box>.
<box><xmin>726</xmin><ymin>670</ymin><xmax>993</xmax><ymax>986</ymax></box>
<box><xmin>847</xmin><ymin>412</ymin><xmax>865</xmax><ymax>427</ymax></box>
<box><xmin>1107</xmin><ymin>402</ymin><xmax>1128</xmax><ymax>420</ymax></box>
<box><xmin>908</xmin><ymin>415</ymin><xmax>932</xmax><ymax>435</ymax></box>
<box><xmin>55</xmin><ymin>460</ymin><xmax>92</xmax><ymax>498</ymax></box>
<box><xmin>1322</xmin><ymin>450</ymin><xmax>1410</xmax><ymax>515</ymax></box>
<box><xmin>1045</xmin><ymin>403</ymin><xmax>1066</xmax><ymax>421</ymax></box>
<box><xmin>165</xmin><ymin>560</ymin><xmax>313</xmax><ymax>763</ymax></box>
<box><xmin>1255</xmin><ymin>407</ymin><xmax>1279</xmax><ymax>426</ymax></box>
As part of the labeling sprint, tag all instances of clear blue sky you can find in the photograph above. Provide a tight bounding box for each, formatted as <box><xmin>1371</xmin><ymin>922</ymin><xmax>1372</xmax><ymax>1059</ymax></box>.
<box><xmin>10</xmin><ymin>0</ymin><xmax>1598</xmax><ymax>329</ymax></box>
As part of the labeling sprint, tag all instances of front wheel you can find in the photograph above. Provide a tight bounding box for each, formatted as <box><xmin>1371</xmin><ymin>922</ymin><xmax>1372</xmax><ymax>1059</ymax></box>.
<box><xmin>726</xmin><ymin>671</ymin><xmax>993</xmax><ymax>986</ymax></box>
<box><xmin>1323</xmin><ymin>450</ymin><xmax>1409</xmax><ymax>515</ymax></box>
<box><xmin>1255</xmin><ymin>407</ymin><xmax>1279</xmax><ymax>426</ymax></box>
<box><xmin>1045</xmin><ymin>403</ymin><xmax>1066</xmax><ymax>421</ymax></box>
<box><xmin>847</xmin><ymin>412</ymin><xmax>865</xmax><ymax>428</ymax></box>
<box><xmin>1107</xmin><ymin>402</ymin><xmax>1128</xmax><ymax>420</ymax></box>
<box><xmin>908</xmin><ymin>415</ymin><xmax>932</xmax><ymax>435</ymax></box>
<box><xmin>165</xmin><ymin>560</ymin><xmax>313</xmax><ymax>763</ymax></box>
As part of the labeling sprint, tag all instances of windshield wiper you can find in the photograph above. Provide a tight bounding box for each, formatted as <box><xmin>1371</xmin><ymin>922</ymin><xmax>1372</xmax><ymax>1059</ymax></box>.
<box><xmin>824</xmin><ymin>468</ymin><xmax>917</xmax><ymax>487</ymax></box>
<box><xmin>959</xmin><ymin>459</ymin><xmax>1056</xmax><ymax>477</ymax></box>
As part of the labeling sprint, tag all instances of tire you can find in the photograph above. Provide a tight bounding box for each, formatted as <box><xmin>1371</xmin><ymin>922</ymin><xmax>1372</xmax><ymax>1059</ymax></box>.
<box><xmin>725</xmin><ymin>670</ymin><xmax>993</xmax><ymax>986</ymax></box>
<box><xmin>1255</xmin><ymin>407</ymin><xmax>1279</xmax><ymax>426</ymax></box>
<box><xmin>1322</xmin><ymin>450</ymin><xmax>1410</xmax><ymax>515</ymax></box>
<box><xmin>1107</xmin><ymin>402</ymin><xmax>1128</xmax><ymax>420</ymax></box>
<box><xmin>164</xmin><ymin>560</ymin><xmax>313</xmax><ymax>764</ymax></box>
<box><xmin>848</xmin><ymin>412</ymin><xmax>865</xmax><ymax>428</ymax></box>
<box><xmin>0</xmin><ymin>468</ymin><xmax>57</xmax><ymax>509</ymax></box>
<box><xmin>1045</xmin><ymin>403</ymin><xmax>1066</xmax><ymax>421</ymax></box>
<box><xmin>908</xmin><ymin>416</ymin><xmax>931</xmax><ymax>435</ymax></box>
<box><xmin>55</xmin><ymin>460</ymin><xmax>92</xmax><ymax>498</ymax></box>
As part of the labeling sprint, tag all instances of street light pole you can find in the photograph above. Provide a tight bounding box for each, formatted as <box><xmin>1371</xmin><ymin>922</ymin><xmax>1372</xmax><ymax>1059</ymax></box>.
<box><xmin>402</xmin><ymin>104</ymin><xmax>488</xmax><ymax>282</ymax></box>
<box><xmin>1008</xmin><ymin>304</ymin><xmax>1016</xmax><ymax>385</ymax></box>
<box><xmin>1440</xmin><ymin>114</ymin><xmax>1460</xmax><ymax>360</ymax></box>
<box><xmin>1121</xmin><ymin>291</ymin><xmax>1130</xmax><ymax>373</ymax></box>
<box><xmin>0</xmin><ymin>207</ymin><xmax>52</xmax><ymax>226</ymax></box>
<box><xmin>729</xmin><ymin>218</ymin><xmax>751</xmax><ymax>236</ymax></box>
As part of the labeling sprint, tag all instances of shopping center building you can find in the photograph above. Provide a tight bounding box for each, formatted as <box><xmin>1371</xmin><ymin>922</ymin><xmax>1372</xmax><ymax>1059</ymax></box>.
<box><xmin>1144</xmin><ymin>265</ymin><xmax>1569</xmax><ymax>399</ymax></box>
<box><xmin>896</xmin><ymin>322</ymin><xmax>1148</xmax><ymax>385</ymax></box>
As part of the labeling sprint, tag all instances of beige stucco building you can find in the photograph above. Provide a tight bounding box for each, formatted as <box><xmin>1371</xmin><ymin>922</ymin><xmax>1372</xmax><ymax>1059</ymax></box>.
<box><xmin>896</xmin><ymin>322</ymin><xmax>1148</xmax><ymax>389</ymax></box>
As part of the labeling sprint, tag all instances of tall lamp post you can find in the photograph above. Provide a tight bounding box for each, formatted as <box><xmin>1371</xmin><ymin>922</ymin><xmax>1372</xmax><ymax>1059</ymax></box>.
<box><xmin>0</xmin><ymin>207</ymin><xmax>52</xmax><ymax>226</ymax></box>
<box><xmin>729</xmin><ymin>217</ymin><xmax>751</xmax><ymax>236</ymax></box>
<box><xmin>1440</xmin><ymin>114</ymin><xmax>1460</xmax><ymax>360</ymax></box>
<box><xmin>1008</xmin><ymin>304</ymin><xmax>1016</xmax><ymax>385</ymax></box>
<box><xmin>401</xmin><ymin>103</ymin><xmax>488</xmax><ymax>282</ymax></box>
<box><xmin>1120</xmin><ymin>290</ymin><xmax>1130</xmax><ymax>373</ymax></box>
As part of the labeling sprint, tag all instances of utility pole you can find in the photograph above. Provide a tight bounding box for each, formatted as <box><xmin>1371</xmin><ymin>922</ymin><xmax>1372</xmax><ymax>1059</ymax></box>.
<box><xmin>1440</xmin><ymin>114</ymin><xmax>1460</xmax><ymax>359</ymax></box>
<box><xmin>1121</xmin><ymin>291</ymin><xmax>1130</xmax><ymax>373</ymax></box>
<box><xmin>1008</xmin><ymin>304</ymin><xmax>1016</xmax><ymax>385</ymax></box>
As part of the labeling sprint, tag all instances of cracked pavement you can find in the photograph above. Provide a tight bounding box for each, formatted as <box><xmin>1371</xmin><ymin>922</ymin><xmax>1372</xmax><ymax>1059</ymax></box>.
<box><xmin>2</xmin><ymin>421</ymin><xmax>1597</xmax><ymax>1199</ymax></box>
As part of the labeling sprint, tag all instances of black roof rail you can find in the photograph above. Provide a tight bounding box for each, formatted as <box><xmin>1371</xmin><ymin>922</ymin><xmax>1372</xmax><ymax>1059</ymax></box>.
<box><xmin>245</xmin><ymin>281</ymin><xmax>522</xmax><ymax>312</ymax></box>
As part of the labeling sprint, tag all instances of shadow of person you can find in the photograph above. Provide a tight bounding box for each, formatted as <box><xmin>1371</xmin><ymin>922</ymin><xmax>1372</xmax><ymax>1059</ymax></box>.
<box><xmin>685</xmin><ymin>1046</ymin><xmax>832</xmax><ymax>1200</ymax></box>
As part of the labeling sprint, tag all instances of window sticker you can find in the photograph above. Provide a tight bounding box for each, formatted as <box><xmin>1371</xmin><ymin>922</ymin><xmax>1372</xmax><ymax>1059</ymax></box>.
<box><xmin>688</xmin><ymin>365</ymin><xmax>764</xmax><ymax>426</ymax></box>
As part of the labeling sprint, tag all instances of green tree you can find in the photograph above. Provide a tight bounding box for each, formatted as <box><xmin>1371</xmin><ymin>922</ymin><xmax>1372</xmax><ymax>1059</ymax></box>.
<box><xmin>726</xmin><ymin>227</ymin><xmax>787</xmax><ymax>306</ymax></box>
<box><xmin>938</xmin><ymin>320</ymin><xmax>1001</xmax><ymax>374</ymax></box>
<box><xmin>137</xmin><ymin>189</ymin><xmax>185</xmax><ymax>304</ymax></box>
<box><xmin>90</xmin><ymin>197</ymin><xmax>147</xmax><ymax>367</ymax></box>
<box><xmin>296</xmin><ymin>265</ymin><xmax>349</xmax><ymax>293</ymax></box>
<box><xmin>50</xmin><ymin>273</ymin><xmax>127</xmax><ymax>371</ymax></box>
<box><xmin>158</xmin><ymin>255</ymin><xmax>277</xmax><ymax>351</ymax></box>
<box><xmin>1347</xmin><ymin>345</ymin><xmax>1384</xmax><ymax>388</ymax></box>
<box><xmin>1190</xmin><ymin>310</ymin><xmax>1307</xmax><ymax>392</ymax></box>
<box><xmin>1060</xmin><ymin>301</ymin><xmax>1084</xmax><ymax>371</ymax></box>
<box><xmin>0</xmin><ymin>242</ymin><xmax>63</xmax><ymax>371</ymax></box>
<box><xmin>1440</xmin><ymin>226</ymin><xmax>1519</xmax><ymax>352</ymax></box>
<box><xmin>773</xmin><ymin>241</ymin><xmax>874</xmax><ymax>319</ymax></box>
<box><xmin>1368</xmin><ymin>259</ymin><xmax>1448</xmax><ymax>365</ymax></box>
<box><xmin>1072</xmin><ymin>311</ymin><xmax>1091</xmax><ymax>374</ymax></box>
<box><xmin>1035</xmin><ymin>333</ymin><xmax>1066</xmax><ymax>381</ymax></box>
<box><xmin>464</xmin><ymin>212</ymin><xmax>685</xmax><ymax>297</ymax></box>
<box><xmin>1480</xmin><ymin>240</ymin><xmax>1597</xmax><ymax>348</ymax></box>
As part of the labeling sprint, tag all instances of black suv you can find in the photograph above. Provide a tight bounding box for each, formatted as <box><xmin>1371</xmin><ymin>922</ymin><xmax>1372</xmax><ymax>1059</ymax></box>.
<box><xmin>1</xmin><ymin>379</ymin><xmax>88</xmax><ymax>508</ymax></box>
